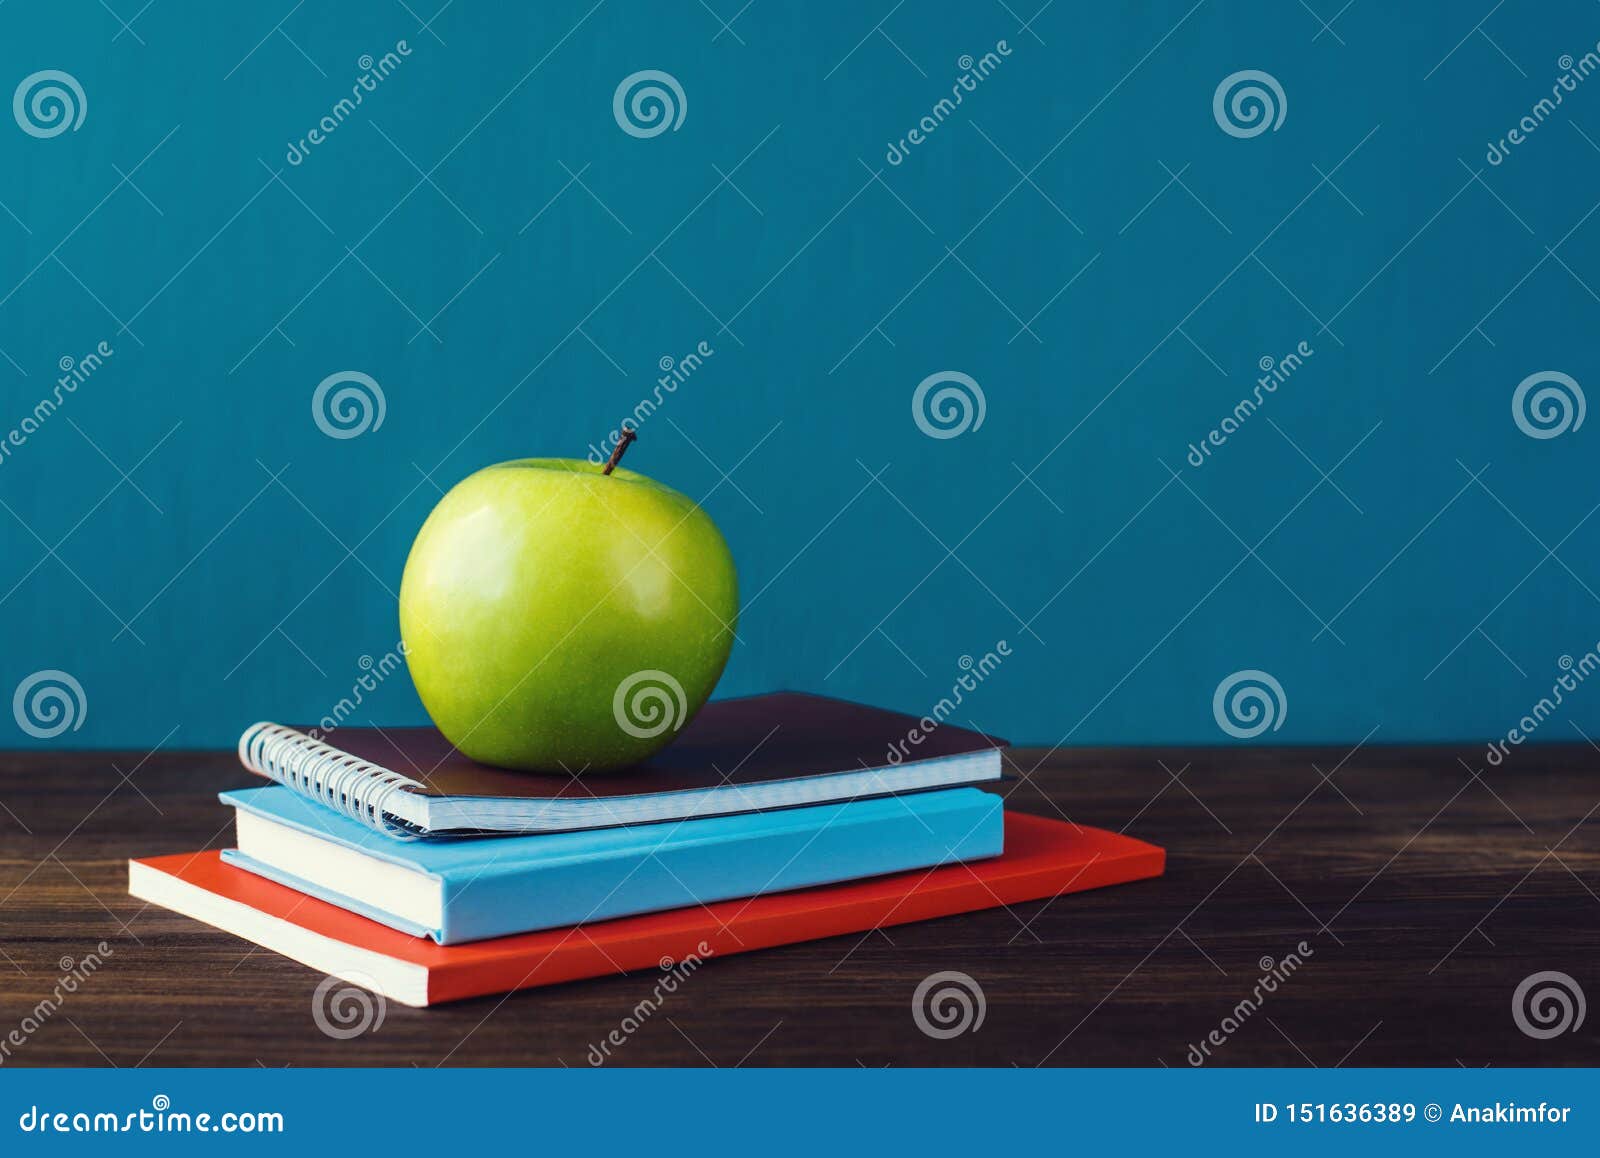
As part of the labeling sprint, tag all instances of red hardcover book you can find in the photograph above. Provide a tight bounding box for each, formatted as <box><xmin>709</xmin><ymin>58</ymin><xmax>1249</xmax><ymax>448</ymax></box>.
<box><xmin>128</xmin><ymin>813</ymin><xmax>1164</xmax><ymax>1006</ymax></box>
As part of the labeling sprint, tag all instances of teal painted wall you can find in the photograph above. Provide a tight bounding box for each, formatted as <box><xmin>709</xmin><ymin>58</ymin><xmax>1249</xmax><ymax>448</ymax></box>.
<box><xmin>4</xmin><ymin>1</ymin><xmax>1600</xmax><ymax>750</ymax></box>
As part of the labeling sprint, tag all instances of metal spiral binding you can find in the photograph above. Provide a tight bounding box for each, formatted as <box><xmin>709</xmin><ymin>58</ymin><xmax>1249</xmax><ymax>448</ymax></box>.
<box><xmin>238</xmin><ymin>722</ymin><xmax>426</xmax><ymax>839</ymax></box>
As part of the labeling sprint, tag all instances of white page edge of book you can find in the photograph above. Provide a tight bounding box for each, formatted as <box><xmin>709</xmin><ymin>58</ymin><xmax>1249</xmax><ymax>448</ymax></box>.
<box><xmin>235</xmin><ymin>809</ymin><xmax>445</xmax><ymax>929</ymax></box>
<box><xmin>127</xmin><ymin>860</ymin><xmax>429</xmax><ymax>1007</ymax></box>
<box><xmin>421</xmin><ymin>748</ymin><xmax>1002</xmax><ymax>831</ymax></box>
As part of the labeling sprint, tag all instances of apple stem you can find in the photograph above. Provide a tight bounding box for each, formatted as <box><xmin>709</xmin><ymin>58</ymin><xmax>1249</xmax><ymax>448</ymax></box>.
<box><xmin>602</xmin><ymin>428</ymin><xmax>637</xmax><ymax>475</ymax></box>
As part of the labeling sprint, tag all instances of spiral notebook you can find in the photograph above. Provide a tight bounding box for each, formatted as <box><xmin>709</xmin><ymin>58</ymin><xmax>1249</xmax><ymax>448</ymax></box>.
<box><xmin>238</xmin><ymin>692</ymin><xmax>1005</xmax><ymax>837</ymax></box>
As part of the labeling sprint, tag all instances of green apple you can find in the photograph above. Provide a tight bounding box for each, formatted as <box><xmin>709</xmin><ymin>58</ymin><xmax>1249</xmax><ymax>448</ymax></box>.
<box><xmin>398</xmin><ymin>436</ymin><xmax>738</xmax><ymax>771</ymax></box>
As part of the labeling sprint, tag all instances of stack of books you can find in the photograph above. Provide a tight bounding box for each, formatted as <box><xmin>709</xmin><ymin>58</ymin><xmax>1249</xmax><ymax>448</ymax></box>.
<box><xmin>129</xmin><ymin>693</ymin><xmax>1164</xmax><ymax>1006</ymax></box>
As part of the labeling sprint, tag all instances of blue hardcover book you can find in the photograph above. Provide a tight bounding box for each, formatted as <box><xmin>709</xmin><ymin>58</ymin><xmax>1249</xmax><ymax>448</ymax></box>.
<box><xmin>218</xmin><ymin>785</ymin><xmax>1003</xmax><ymax>944</ymax></box>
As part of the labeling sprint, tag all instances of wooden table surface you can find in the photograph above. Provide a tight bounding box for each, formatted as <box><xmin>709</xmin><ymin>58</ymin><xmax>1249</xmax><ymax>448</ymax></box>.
<box><xmin>1</xmin><ymin>743</ymin><xmax>1596</xmax><ymax>1067</ymax></box>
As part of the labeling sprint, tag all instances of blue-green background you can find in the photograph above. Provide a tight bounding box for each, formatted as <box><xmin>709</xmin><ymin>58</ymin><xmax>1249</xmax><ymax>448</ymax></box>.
<box><xmin>4</xmin><ymin>0</ymin><xmax>1600</xmax><ymax>749</ymax></box>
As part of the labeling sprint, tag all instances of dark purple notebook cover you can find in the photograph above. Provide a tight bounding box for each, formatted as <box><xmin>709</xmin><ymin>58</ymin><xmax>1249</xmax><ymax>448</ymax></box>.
<box><xmin>272</xmin><ymin>692</ymin><xmax>1005</xmax><ymax>801</ymax></box>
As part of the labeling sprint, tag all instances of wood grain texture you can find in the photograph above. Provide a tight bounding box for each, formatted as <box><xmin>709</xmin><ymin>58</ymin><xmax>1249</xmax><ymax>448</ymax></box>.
<box><xmin>0</xmin><ymin>744</ymin><xmax>1596</xmax><ymax>1067</ymax></box>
